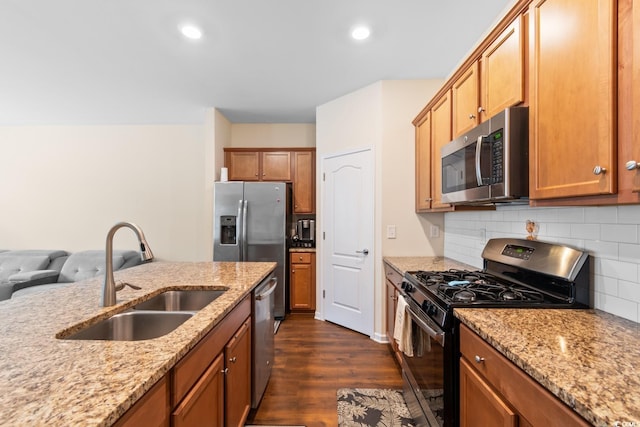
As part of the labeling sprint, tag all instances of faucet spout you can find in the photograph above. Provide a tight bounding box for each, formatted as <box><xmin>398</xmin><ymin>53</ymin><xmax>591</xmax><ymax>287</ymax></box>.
<box><xmin>101</xmin><ymin>221</ymin><xmax>154</xmax><ymax>307</ymax></box>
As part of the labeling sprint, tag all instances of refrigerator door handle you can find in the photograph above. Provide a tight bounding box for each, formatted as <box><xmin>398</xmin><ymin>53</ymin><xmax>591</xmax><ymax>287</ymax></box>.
<box><xmin>241</xmin><ymin>200</ymin><xmax>248</xmax><ymax>261</ymax></box>
<box><xmin>236</xmin><ymin>199</ymin><xmax>244</xmax><ymax>260</ymax></box>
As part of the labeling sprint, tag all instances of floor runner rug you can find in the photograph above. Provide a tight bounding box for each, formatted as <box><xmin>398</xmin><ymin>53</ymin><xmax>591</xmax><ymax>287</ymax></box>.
<box><xmin>337</xmin><ymin>388</ymin><xmax>414</xmax><ymax>426</ymax></box>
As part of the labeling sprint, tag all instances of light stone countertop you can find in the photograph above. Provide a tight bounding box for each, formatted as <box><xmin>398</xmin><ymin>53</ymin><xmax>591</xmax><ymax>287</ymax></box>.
<box><xmin>383</xmin><ymin>256</ymin><xmax>476</xmax><ymax>275</ymax></box>
<box><xmin>455</xmin><ymin>308</ymin><xmax>640</xmax><ymax>427</ymax></box>
<box><xmin>0</xmin><ymin>261</ymin><xmax>276</xmax><ymax>427</ymax></box>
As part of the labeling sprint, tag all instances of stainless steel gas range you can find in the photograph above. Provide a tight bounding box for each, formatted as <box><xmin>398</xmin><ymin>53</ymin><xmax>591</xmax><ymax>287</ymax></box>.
<box><xmin>398</xmin><ymin>238</ymin><xmax>591</xmax><ymax>427</ymax></box>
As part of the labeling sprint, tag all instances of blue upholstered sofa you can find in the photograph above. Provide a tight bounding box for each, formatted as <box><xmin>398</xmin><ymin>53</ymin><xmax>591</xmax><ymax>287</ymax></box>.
<box><xmin>0</xmin><ymin>250</ymin><xmax>143</xmax><ymax>300</ymax></box>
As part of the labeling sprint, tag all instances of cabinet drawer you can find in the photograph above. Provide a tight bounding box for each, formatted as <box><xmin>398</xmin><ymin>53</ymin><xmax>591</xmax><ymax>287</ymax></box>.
<box><xmin>290</xmin><ymin>252</ymin><xmax>312</xmax><ymax>264</ymax></box>
<box><xmin>383</xmin><ymin>262</ymin><xmax>403</xmax><ymax>289</ymax></box>
<box><xmin>459</xmin><ymin>324</ymin><xmax>589</xmax><ymax>427</ymax></box>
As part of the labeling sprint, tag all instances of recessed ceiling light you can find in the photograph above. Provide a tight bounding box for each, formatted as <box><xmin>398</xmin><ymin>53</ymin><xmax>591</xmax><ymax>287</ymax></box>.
<box><xmin>180</xmin><ymin>24</ymin><xmax>203</xmax><ymax>40</ymax></box>
<box><xmin>351</xmin><ymin>26</ymin><xmax>371</xmax><ymax>41</ymax></box>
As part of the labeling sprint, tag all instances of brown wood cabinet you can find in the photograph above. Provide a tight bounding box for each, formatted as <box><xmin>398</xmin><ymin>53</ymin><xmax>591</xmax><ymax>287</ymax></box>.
<box><xmin>225</xmin><ymin>149</ymin><xmax>291</xmax><ymax>181</ymax></box>
<box><xmin>114</xmin><ymin>376</ymin><xmax>170</xmax><ymax>427</ymax></box>
<box><xmin>529</xmin><ymin>0</ymin><xmax>617</xmax><ymax>200</ymax></box>
<box><xmin>292</xmin><ymin>150</ymin><xmax>315</xmax><ymax>213</ymax></box>
<box><xmin>480</xmin><ymin>14</ymin><xmax>525</xmax><ymax>121</ymax></box>
<box><xmin>224</xmin><ymin>147</ymin><xmax>316</xmax><ymax>213</ymax></box>
<box><xmin>170</xmin><ymin>295</ymin><xmax>252</xmax><ymax>427</ymax></box>
<box><xmin>632</xmin><ymin>0</ymin><xmax>640</xmax><ymax>194</ymax></box>
<box><xmin>459</xmin><ymin>324</ymin><xmax>590</xmax><ymax>427</ymax></box>
<box><xmin>452</xmin><ymin>62</ymin><xmax>480</xmax><ymax>137</ymax></box>
<box><xmin>383</xmin><ymin>261</ymin><xmax>402</xmax><ymax>363</ymax></box>
<box><xmin>289</xmin><ymin>251</ymin><xmax>316</xmax><ymax>311</ymax></box>
<box><xmin>224</xmin><ymin>318</ymin><xmax>252</xmax><ymax>427</ymax></box>
<box><xmin>430</xmin><ymin>91</ymin><xmax>453</xmax><ymax>210</ymax></box>
<box><xmin>414</xmin><ymin>112</ymin><xmax>432</xmax><ymax>212</ymax></box>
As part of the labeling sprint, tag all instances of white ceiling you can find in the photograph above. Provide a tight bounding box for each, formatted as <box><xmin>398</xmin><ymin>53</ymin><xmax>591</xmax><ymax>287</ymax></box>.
<box><xmin>1</xmin><ymin>0</ymin><xmax>515</xmax><ymax>125</ymax></box>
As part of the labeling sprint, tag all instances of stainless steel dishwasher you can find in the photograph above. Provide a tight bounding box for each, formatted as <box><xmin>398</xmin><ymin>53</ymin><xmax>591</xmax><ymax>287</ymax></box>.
<box><xmin>252</xmin><ymin>273</ymin><xmax>277</xmax><ymax>408</ymax></box>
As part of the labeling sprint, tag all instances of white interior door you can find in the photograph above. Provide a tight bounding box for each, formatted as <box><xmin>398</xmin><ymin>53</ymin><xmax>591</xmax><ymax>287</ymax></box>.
<box><xmin>322</xmin><ymin>148</ymin><xmax>374</xmax><ymax>336</ymax></box>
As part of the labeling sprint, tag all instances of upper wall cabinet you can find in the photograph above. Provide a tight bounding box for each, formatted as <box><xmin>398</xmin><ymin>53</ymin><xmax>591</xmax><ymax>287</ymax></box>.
<box><xmin>452</xmin><ymin>62</ymin><xmax>480</xmax><ymax>137</ymax></box>
<box><xmin>529</xmin><ymin>0</ymin><xmax>616</xmax><ymax>200</ymax></box>
<box><xmin>630</xmin><ymin>0</ymin><xmax>640</xmax><ymax>194</ymax></box>
<box><xmin>430</xmin><ymin>91</ymin><xmax>453</xmax><ymax>210</ymax></box>
<box><xmin>225</xmin><ymin>150</ymin><xmax>291</xmax><ymax>182</ymax></box>
<box><xmin>224</xmin><ymin>148</ymin><xmax>316</xmax><ymax>213</ymax></box>
<box><xmin>480</xmin><ymin>15</ymin><xmax>525</xmax><ymax>121</ymax></box>
<box><xmin>415</xmin><ymin>111</ymin><xmax>433</xmax><ymax>212</ymax></box>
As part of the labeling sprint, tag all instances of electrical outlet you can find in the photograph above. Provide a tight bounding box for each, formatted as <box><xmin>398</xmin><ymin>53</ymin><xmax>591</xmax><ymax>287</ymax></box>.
<box><xmin>430</xmin><ymin>225</ymin><xmax>440</xmax><ymax>238</ymax></box>
<box><xmin>387</xmin><ymin>225</ymin><xmax>397</xmax><ymax>239</ymax></box>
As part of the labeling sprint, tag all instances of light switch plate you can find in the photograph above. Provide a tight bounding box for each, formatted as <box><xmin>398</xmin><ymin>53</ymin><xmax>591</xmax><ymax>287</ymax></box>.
<box><xmin>430</xmin><ymin>225</ymin><xmax>440</xmax><ymax>238</ymax></box>
<box><xmin>387</xmin><ymin>225</ymin><xmax>397</xmax><ymax>239</ymax></box>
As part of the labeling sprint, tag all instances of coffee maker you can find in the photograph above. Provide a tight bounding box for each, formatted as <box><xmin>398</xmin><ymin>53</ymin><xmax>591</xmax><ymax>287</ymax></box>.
<box><xmin>291</xmin><ymin>219</ymin><xmax>315</xmax><ymax>248</ymax></box>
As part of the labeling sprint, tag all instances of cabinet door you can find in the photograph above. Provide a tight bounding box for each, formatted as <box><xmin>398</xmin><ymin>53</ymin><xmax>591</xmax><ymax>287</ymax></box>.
<box><xmin>114</xmin><ymin>377</ymin><xmax>170</xmax><ymax>427</ymax></box>
<box><xmin>385</xmin><ymin>280</ymin><xmax>398</xmax><ymax>354</ymax></box>
<box><xmin>261</xmin><ymin>151</ymin><xmax>292</xmax><ymax>181</ymax></box>
<box><xmin>632</xmin><ymin>0</ymin><xmax>640</xmax><ymax>192</ymax></box>
<box><xmin>226</xmin><ymin>151</ymin><xmax>260</xmax><ymax>181</ymax></box>
<box><xmin>529</xmin><ymin>0</ymin><xmax>616</xmax><ymax>199</ymax></box>
<box><xmin>172</xmin><ymin>354</ymin><xmax>224</xmax><ymax>427</ymax></box>
<box><xmin>290</xmin><ymin>252</ymin><xmax>315</xmax><ymax>311</ymax></box>
<box><xmin>225</xmin><ymin>319</ymin><xmax>252</xmax><ymax>427</ymax></box>
<box><xmin>460</xmin><ymin>358</ymin><xmax>517</xmax><ymax>427</ymax></box>
<box><xmin>293</xmin><ymin>151</ymin><xmax>315</xmax><ymax>213</ymax></box>
<box><xmin>481</xmin><ymin>15</ymin><xmax>525</xmax><ymax>120</ymax></box>
<box><xmin>415</xmin><ymin>112</ymin><xmax>432</xmax><ymax>212</ymax></box>
<box><xmin>452</xmin><ymin>62</ymin><xmax>480</xmax><ymax>137</ymax></box>
<box><xmin>431</xmin><ymin>91</ymin><xmax>453</xmax><ymax>209</ymax></box>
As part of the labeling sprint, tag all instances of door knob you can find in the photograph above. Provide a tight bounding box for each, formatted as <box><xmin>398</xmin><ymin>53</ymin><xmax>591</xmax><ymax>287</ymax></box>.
<box><xmin>356</xmin><ymin>249</ymin><xmax>369</xmax><ymax>255</ymax></box>
<box><xmin>625</xmin><ymin>160</ymin><xmax>640</xmax><ymax>171</ymax></box>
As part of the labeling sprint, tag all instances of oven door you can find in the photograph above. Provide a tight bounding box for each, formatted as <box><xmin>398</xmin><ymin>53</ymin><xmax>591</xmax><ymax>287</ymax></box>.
<box><xmin>400</xmin><ymin>296</ymin><xmax>449</xmax><ymax>427</ymax></box>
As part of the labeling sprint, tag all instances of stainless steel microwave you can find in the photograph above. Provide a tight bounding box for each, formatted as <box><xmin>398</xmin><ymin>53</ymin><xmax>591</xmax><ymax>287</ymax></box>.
<box><xmin>441</xmin><ymin>106</ymin><xmax>529</xmax><ymax>205</ymax></box>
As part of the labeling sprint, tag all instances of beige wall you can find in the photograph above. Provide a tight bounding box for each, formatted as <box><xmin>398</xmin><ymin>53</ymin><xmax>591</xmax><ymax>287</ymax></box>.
<box><xmin>230</xmin><ymin>123</ymin><xmax>316</xmax><ymax>148</ymax></box>
<box><xmin>0</xmin><ymin>124</ymin><xmax>208</xmax><ymax>261</ymax></box>
<box><xmin>316</xmin><ymin>79</ymin><xmax>444</xmax><ymax>341</ymax></box>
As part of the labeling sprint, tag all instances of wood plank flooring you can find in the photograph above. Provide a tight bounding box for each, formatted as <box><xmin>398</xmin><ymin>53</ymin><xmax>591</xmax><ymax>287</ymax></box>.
<box><xmin>246</xmin><ymin>314</ymin><xmax>403</xmax><ymax>427</ymax></box>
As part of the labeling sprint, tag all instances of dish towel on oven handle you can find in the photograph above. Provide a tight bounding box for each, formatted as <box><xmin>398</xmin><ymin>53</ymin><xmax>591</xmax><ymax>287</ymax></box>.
<box><xmin>393</xmin><ymin>296</ymin><xmax>414</xmax><ymax>357</ymax></box>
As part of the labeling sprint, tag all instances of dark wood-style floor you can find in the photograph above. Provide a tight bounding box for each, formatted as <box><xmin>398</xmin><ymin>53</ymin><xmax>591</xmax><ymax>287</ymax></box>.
<box><xmin>246</xmin><ymin>314</ymin><xmax>403</xmax><ymax>427</ymax></box>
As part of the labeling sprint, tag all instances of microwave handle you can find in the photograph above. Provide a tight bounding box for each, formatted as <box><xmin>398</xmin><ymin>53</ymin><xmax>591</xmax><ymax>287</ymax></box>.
<box><xmin>476</xmin><ymin>135</ymin><xmax>490</xmax><ymax>187</ymax></box>
<box><xmin>475</xmin><ymin>135</ymin><xmax>485</xmax><ymax>186</ymax></box>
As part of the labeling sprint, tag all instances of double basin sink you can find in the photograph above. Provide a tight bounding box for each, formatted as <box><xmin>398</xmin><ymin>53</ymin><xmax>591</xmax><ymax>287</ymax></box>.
<box><xmin>61</xmin><ymin>289</ymin><xmax>227</xmax><ymax>341</ymax></box>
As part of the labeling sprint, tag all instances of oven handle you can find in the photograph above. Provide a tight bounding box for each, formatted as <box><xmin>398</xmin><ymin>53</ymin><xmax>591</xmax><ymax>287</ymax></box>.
<box><xmin>403</xmin><ymin>296</ymin><xmax>446</xmax><ymax>347</ymax></box>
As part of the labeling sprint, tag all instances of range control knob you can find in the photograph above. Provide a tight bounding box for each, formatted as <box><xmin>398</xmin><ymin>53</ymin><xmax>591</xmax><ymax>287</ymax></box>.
<box><xmin>402</xmin><ymin>282</ymin><xmax>414</xmax><ymax>293</ymax></box>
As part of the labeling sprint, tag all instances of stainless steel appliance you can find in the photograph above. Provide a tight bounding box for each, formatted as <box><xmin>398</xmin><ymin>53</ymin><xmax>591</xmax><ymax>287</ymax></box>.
<box><xmin>213</xmin><ymin>181</ymin><xmax>291</xmax><ymax>319</ymax></box>
<box><xmin>441</xmin><ymin>106</ymin><xmax>528</xmax><ymax>205</ymax></box>
<box><xmin>399</xmin><ymin>238</ymin><xmax>590</xmax><ymax>426</ymax></box>
<box><xmin>252</xmin><ymin>273</ymin><xmax>277</xmax><ymax>408</ymax></box>
<box><xmin>291</xmin><ymin>218</ymin><xmax>315</xmax><ymax>248</ymax></box>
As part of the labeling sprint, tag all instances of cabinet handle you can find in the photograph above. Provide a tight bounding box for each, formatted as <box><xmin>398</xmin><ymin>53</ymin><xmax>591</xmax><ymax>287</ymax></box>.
<box><xmin>625</xmin><ymin>160</ymin><xmax>640</xmax><ymax>171</ymax></box>
<box><xmin>292</xmin><ymin>270</ymin><xmax>295</xmax><ymax>273</ymax></box>
<box><xmin>229</xmin><ymin>357</ymin><xmax>237</xmax><ymax>363</ymax></box>
<box><xmin>254</xmin><ymin>173</ymin><xmax>258</xmax><ymax>177</ymax></box>
<box><xmin>424</xmin><ymin>198</ymin><xmax>433</xmax><ymax>202</ymax></box>
<box><xmin>469</xmin><ymin>114</ymin><xmax>476</xmax><ymax>120</ymax></box>
<box><xmin>593</xmin><ymin>165</ymin><xmax>607</xmax><ymax>175</ymax></box>
<box><xmin>478</xmin><ymin>107</ymin><xmax>485</xmax><ymax>113</ymax></box>
<box><xmin>222</xmin><ymin>368</ymin><xmax>229</xmax><ymax>374</ymax></box>
<box><xmin>474</xmin><ymin>355</ymin><xmax>485</xmax><ymax>363</ymax></box>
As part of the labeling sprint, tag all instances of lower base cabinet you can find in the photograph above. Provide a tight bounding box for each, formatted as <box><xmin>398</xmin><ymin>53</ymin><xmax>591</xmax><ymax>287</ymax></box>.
<box><xmin>115</xmin><ymin>295</ymin><xmax>252</xmax><ymax>427</ymax></box>
<box><xmin>459</xmin><ymin>324</ymin><xmax>590</xmax><ymax>427</ymax></box>
<box><xmin>289</xmin><ymin>252</ymin><xmax>316</xmax><ymax>312</ymax></box>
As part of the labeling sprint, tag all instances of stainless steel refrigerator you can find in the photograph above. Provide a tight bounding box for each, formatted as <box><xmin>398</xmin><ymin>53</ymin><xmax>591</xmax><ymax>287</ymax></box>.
<box><xmin>213</xmin><ymin>181</ymin><xmax>291</xmax><ymax>318</ymax></box>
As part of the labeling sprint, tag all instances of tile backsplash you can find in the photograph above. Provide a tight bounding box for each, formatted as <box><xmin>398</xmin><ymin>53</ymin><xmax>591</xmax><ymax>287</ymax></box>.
<box><xmin>444</xmin><ymin>204</ymin><xmax>640</xmax><ymax>323</ymax></box>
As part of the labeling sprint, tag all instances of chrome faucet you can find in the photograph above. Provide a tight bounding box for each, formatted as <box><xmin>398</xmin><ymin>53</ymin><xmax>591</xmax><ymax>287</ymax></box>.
<box><xmin>101</xmin><ymin>221</ymin><xmax>154</xmax><ymax>307</ymax></box>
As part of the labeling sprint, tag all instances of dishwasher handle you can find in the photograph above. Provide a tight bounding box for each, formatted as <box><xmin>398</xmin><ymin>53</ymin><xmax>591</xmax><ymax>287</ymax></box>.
<box><xmin>255</xmin><ymin>277</ymin><xmax>278</xmax><ymax>301</ymax></box>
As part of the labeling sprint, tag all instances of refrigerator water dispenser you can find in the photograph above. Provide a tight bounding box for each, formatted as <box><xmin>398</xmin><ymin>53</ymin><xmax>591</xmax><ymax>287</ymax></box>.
<box><xmin>220</xmin><ymin>216</ymin><xmax>237</xmax><ymax>245</ymax></box>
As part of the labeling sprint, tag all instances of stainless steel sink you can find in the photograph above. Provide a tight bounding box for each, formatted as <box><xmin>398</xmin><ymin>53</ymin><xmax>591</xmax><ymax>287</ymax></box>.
<box><xmin>63</xmin><ymin>311</ymin><xmax>194</xmax><ymax>341</ymax></box>
<box><xmin>132</xmin><ymin>289</ymin><xmax>227</xmax><ymax>312</ymax></box>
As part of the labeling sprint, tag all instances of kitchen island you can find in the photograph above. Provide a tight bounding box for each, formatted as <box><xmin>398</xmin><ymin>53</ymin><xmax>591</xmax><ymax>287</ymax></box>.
<box><xmin>0</xmin><ymin>261</ymin><xmax>276</xmax><ymax>426</ymax></box>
